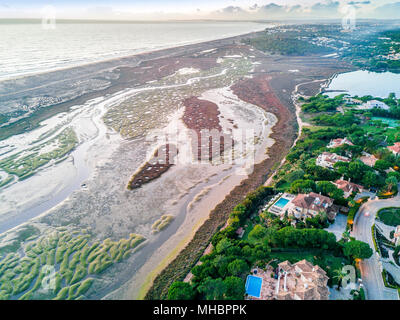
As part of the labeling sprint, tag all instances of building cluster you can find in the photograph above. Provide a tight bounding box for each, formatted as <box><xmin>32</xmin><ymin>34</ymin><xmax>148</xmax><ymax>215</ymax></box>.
<box><xmin>246</xmin><ymin>260</ymin><xmax>330</xmax><ymax>300</ymax></box>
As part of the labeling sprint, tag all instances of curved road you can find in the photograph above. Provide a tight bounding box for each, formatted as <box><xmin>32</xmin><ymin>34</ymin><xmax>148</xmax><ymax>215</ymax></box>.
<box><xmin>353</xmin><ymin>194</ymin><xmax>400</xmax><ymax>300</ymax></box>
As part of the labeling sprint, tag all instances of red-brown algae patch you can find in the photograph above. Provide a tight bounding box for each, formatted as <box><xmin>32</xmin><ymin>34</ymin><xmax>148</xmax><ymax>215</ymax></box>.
<box><xmin>127</xmin><ymin>144</ymin><xmax>178</xmax><ymax>190</ymax></box>
<box><xmin>182</xmin><ymin>97</ymin><xmax>233</xmax><ymax>162</ymax></box>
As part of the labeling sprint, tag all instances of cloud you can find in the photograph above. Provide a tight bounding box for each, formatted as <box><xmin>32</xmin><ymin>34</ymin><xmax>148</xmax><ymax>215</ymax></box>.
<box><xmin>373</xmin><ymin>1</ymin><xmax>400</xmax><ymax>18</ymax></box>
<box><xmin>211</xmin><ymin>1</ymin><xmax>349</xmax><ymax>20</ymax></box>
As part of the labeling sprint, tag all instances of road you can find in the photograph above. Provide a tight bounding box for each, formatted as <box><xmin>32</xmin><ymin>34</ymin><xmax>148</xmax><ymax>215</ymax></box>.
<box><xmin>352</xmin><ymin>194</ymin><xmax>400</xmax><ymax>300</ymax></box>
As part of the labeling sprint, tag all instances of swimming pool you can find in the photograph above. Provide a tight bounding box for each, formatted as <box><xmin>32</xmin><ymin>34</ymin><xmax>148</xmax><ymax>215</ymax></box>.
<box><xmin>245</xmin><ymin>275</ymin><xmax>262</xmax><ymax>298</ymax></box>
<box><xmin>274</xmin><ymin>197</ymin><xmax>290</xmax><ymax>208</ymax></box>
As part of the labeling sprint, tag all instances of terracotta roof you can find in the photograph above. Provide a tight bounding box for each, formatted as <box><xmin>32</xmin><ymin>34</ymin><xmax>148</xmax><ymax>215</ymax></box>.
<box><xmin>359</xmin><ymin>154</ymin><xmax>378</xmax><ymax>167</ymax></box>
<box><xmin>388</xmin><ymin>142</ymin><xmax>400</xmax><ymax>154</ymax></box>
<box><xmin>334</xmin><ymin>179</ymin><xmax>364</xmax><ymax>193</ymax></box>
<box><xmin>274</xmin><ymin>260</ymin><xmax>330</xmax><ymax>300</ymax></box>
<box><xmin>319</xmin><ymin>152</ymin><xmax>350</xmax><ymax>164</ymax></box>
<box><xmin>328</xmin><ymin>138</ymin><xmax>354</xmax><ymax>148</ymax></box>
<box><xmin>291</xmin><ymin>192</ymin><xmax>334</xmax><ymax>212</ymax></box>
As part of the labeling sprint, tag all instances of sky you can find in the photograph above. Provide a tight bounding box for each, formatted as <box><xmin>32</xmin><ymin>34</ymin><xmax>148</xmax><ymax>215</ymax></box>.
<box><xmin>0</xmin><ymin>0</ymin><xmax>399</xmax><ymax>20</ymax></box>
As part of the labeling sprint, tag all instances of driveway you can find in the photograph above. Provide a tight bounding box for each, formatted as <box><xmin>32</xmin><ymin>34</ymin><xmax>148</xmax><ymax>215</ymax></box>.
<box><xmin>325</xmin><ymin>213</ymin><xmax>347</xmax><ymax>241</ymax></box>
<box><xmin>352</xmin><ymin>195</ymin><xmax>400</xmax><ymax>300</ymax></box>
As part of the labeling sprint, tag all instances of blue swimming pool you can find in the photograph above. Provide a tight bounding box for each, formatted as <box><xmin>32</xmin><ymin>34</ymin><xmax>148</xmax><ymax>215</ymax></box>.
<box><xmin>274</xmin><ymin>197</ymin><xmax>290</xmax><ymax>208</ymax></box>
<box><xmin>245</xmin><ymin>275</ymin><xmax>262</xmax><ymax>298</ymax></box>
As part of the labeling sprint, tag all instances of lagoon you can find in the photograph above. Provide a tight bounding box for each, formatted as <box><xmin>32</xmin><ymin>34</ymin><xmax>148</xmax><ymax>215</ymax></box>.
<box><xmin>326</xmin><ymin>70</ymin><xmax>400</xmax><ymax>99</ymax></box>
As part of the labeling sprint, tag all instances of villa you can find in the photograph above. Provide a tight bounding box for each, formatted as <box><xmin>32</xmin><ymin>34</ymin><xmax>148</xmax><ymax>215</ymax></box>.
<box><xmin>269</xmin><ymin>192</ymin><xmax>338</xmax><ymax>221</ymax></box>
<box><xmin>343</xmin><ymin>97</ymin><xmax>362</xmax><ymax>105</ymax></box>
<box><xmin>358</xmin><ymin>100</ymin><xmax>390</xmax><ymax>111</ymax></box>
<box><xmin>333</xmin><ymin>179</ymin><xmax>365</xmax><ymax>199</ymax></box>
<box><xmin>287</xmin><ymin>192</ymin><xmax>338</xmax><ymax>221</ymax></box>
<box><xmin>388</xmin><ymin>142</ymin><xmax>400</xmax><ymax>156</ymax></box>
<box><xmin>327</xmin><ymin>138</ymin><xmax>354</xmax><ymax>149</ymax></box>
<box><xmin>245</xmin><ymin>260</ymin><xmax>329</xmax><ymax>300</ymax></box>
<box><xmin>359</xmin><ymin>152</ymin><xmax>378</xmax><ymax>167</ymax></box>
<box><xmin>316</xmin><ymin>152</ymin><xmax>350</xmax><ymax>170</ymax></box>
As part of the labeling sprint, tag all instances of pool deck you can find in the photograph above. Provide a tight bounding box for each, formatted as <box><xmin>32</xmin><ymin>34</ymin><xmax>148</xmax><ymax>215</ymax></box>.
<box><xmin>246</xmin><ymin>267</ymin><xmax>277</xmax><ymax>300</ymax></box>
<box><xmin>269</xmin><ymin>193</ymin><xmax>296</xmax><ymax>216</ymax></box>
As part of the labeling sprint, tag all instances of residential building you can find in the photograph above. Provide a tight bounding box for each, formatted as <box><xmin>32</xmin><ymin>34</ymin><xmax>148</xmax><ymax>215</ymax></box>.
<box><xmin>333</xmin><ymin>179</ymin><xmax>365</xmax><ymax>199</ymax></box>
<box><xmin>363</xmin><ymin>100</ymin><xmax>390</xmax><ymax>110</ymax></box>
<box><xmin>327</xmin><ymin>137</ymin><xmax>354</xmax><ymax>149</ymax></box>
<box><xmin>246</xmin><ymin>260</ymin><xmax>330</xmax><ymax>300</ymax></box>
<box><xmin>343</xmin><ymin>97</ymin><xmax>362</xmax><ymax>105</ymax></box>
<box><xmin>316</xmin><ymin>152</ymin><xmax>350</xmax><ymax>170</ymax></box>
<box><xmin>287</xmin><ymin>192</ymin><xmax>338</xmax><ymax>221</ymax></box>
<box><xmin>359</xmin><ymin>153</ymin><xmax>378</xmax><ymax>167</ymax></box>
<box><xmin>388</xmin><ymin>142</ymin><xmax>400</xmax><ymax>156</ymax></box>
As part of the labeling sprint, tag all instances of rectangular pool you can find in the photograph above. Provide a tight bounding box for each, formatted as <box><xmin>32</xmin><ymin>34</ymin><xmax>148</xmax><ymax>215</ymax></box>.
<box><xmin>274</xmin><ymin>197</ymin><xmax>290</xmax><ymax>208</ymax></box>
<box><xmin>245</xmin><ymin>275</ymin><xmax>262</xmax><ymax>298</ymax></box>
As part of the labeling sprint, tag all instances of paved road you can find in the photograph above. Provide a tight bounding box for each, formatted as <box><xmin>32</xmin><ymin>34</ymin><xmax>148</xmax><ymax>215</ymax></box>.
<box><xmin>353</xmin><ymin>195</ymin><xmax>400</xmax><ymax>300</ymax></box>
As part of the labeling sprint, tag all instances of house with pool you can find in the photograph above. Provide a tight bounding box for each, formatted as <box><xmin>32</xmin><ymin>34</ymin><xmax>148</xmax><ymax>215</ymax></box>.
<box><xmin>245</xmin><ymin>260</ymin><xmax>329</xmax><ymax>300</ymax></box>
<box><xmin>269</xmin><ymin>192</ymin><xmax>338</xmax><ymax>221</ymax></box>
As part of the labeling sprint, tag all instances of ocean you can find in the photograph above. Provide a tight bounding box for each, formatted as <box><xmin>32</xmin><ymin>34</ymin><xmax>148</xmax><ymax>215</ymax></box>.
<box><xmin>0</xmin><ymin>21</ymin><xmax>268</xmax><ymax>81</ymax></box>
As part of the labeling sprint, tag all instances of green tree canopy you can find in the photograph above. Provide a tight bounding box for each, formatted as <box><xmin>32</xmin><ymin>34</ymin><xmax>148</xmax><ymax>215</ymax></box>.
<box><xmin>343</xmin><ymin>240</ymin><xmax>373</xmax><ymax>260</ymax></box>
<box><xmin>223</xmin><ymin>276</ymin><xmax>245</xmax><ymax>300</ymax></box>
<box><xmin>167</xmin><ymin>282</ymin><xmax>196</xmax><ymax>300</ymax></box>
<box><xmin>227</xmin><ymin>259</ymin><xmax>249</xmax><ymax>277</ymax></box>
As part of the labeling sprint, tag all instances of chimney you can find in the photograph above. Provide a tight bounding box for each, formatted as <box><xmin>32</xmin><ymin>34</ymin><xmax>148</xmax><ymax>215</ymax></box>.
<box><xmin>283</xmin><ymin>272</ymin><xmax>288</xmax><ymax>292</ymax></box>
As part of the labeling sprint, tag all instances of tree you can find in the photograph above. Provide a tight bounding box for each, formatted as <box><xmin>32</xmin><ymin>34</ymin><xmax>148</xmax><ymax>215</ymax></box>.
<box><xmin>374</xmin><ymin>159</ymin><xmax>391</xmax><ymax>171</ymax></box>
<box><xmin>216</xmin><ymin>238</ymin><xmax>233</xmax><ymax>254</ymax></box>
<box><xmin>362</xmin><ymin>171</ymin><xmax>377</xmax><ymax>188</ymax></box>
<box><xmin>197</xmin><ymin>278</ymin><xmax>226</xmax><ymax>300</ymax></box>
<box><xmin>223</xmin><ymin>276</ymin><xmax>245</xmax><ymax>300</ymax></box>
<box><xmin>343</xmin><ymin>240</ymin><xmax>373</xmax><ymax>260</ymax></box>
<box><xmin>167</xmin><ymin>282</ymin><xmax>196</xmax><ymax>300</ymax></box>
<box><xmin>289</xmin><ymin>179</ymin><xmax>316</xmax><ymax>194</ymax></box>
<box><xmin>384</xmin><ymin>176</ymin><xmax>398</xmax><ymax>193</ymax></box>
<box><xmin>316</xmin><ymin>181</ymin><xmax>344</xmax><ymax>200</ymax></box>
<box><xmin>333</xmin><ymin>269</ymin><xmax>347</xmax><ymax>291</ymax></box>
<box><xmin>227</xmin><ymin>259</ymin><xmax>249</xmax><ymax>277</ymax></box>
<box><xmin>248</xmin><ymin>225</ymin><xmax>267</xmax><ymax>241</ymax></box>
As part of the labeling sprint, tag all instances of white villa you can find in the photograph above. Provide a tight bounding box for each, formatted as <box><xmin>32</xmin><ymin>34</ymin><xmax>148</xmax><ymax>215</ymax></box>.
<box><xmin>316</xmin><ymin>152</ymin><xmax>350</xmax><ymax>170</ymax></box>
<box><xmin>358</xmin><ymin>100</ymin><xmax>390</xmax><ymax>111</ymax></box>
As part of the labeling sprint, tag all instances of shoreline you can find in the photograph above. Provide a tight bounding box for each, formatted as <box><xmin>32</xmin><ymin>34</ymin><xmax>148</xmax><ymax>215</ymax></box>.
<box><xmin>0</xmin><ymin>27</ymin><xmax>272</xmax><ymax>142</ymax></box>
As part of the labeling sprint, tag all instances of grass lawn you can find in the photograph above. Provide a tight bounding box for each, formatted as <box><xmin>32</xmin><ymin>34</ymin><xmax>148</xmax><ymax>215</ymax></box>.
<box><xmin>241</xmin><ymin>220</ymin><xmax>254</xmax><ymax>241</ymax></box>
<box><xmin>377</xmin><ymin>207</ymin><xmax>400</xmax><ymax>226</ymax></box>
<box><xmin>360</xmin><ymin>123</ymin><xmax>399</xmax><ymax>144</ymax></box>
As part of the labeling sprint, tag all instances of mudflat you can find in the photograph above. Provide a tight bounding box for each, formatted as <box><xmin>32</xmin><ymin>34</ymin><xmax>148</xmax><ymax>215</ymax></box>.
<box><xmin>0</xmin><ymin>30</ymin><xmax>353</xmax><ymax>301</ymax></box>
